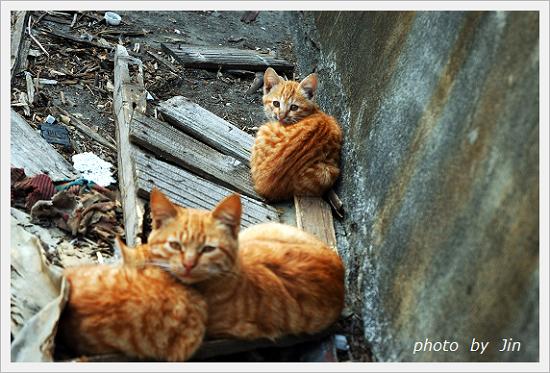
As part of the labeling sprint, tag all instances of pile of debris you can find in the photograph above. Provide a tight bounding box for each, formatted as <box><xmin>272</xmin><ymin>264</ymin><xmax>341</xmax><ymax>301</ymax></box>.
<box><xmin>10</xmin><ymin>10</ymin><xmax>369</xmax><ymax>363</ymax></box>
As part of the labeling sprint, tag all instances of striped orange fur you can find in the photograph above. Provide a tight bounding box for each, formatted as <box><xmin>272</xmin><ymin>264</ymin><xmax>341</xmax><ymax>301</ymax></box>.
<box><xmin>141</xmin><ymin>189</ymin><xmax>345</xmax><ymax>340</ymax></box>
<box><xmin>250</xmin><ymin>67</ymin><xmax>342</xmax><ymax>201</ymax></box>
<box><xmin>56</xmin><ymin>237</ymin><xmax>208</xmax><ymax>361</ymax></box>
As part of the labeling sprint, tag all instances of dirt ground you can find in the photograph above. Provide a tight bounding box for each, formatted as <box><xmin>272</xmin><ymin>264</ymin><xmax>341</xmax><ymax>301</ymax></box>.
<box><xmin>11</xmin><ymin>10</ymin><xmax>371</xmax><ymax>363</ymax></box>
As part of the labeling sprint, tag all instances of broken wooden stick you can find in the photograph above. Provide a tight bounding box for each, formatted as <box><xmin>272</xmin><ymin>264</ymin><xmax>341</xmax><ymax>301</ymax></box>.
<box><xmin>113</xmin><ymin>44</ymin><xmax>147</xmax><ymax>248</ymax></box>
<box><xmin>326</xmin><ymin>188</ymin><xmax>344</xmax><ymax>218</ymax></box>
<box><xmin>28</xmin><ymin>16</ymin><xmax>50</xmax><ymax>57</ymax></box>
<box><xmin>146</xmin><ymin>50</ymin><xmax>179</xmax><ymax>73</ymax></box>
<box><xmin>53</xmin><ymin>104</ymin><xmax>116</xmax><ymax>152</ymax></box>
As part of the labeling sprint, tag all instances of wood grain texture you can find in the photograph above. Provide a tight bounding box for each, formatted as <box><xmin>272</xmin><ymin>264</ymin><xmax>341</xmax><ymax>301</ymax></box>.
<box><xmin>129</xmin><ymin>111</ymin><xmax>263</xmax><ymax>201</ymax></box>
<box><xmin>10</xmin><ymin>109</ymin><xmax>81</xmax><ymax>182</ymax></box>
<box><xmin>113</xmin><ymin>45</ymin><xmax>147</xmax><ymax>247</ymax></box>
<box><xmin>294</xmin><ymin>195</ymin><xmax>338</xmax><ymax>252</ymax></box>
<box><xmin>157</xmin><ymin>96</ymin><xmax>254</xmax><ymax>165</ymax></box>
<box><xmin>10</xmin><ymin>11</ymin><xmax>29</xmax><ymax>80</ymax></box>
<box><xmin>161</xmin><ymin>43</ymin><xmax>293</xmax><ymax>71</ymax></box>
<box><xmin>134</xmin><ymin>150</ymin><xmax>279</xmax><ymax>228</ymax></box>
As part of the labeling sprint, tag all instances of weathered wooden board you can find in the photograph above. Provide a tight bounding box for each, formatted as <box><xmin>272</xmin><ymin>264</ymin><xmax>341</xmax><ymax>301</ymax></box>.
<box><xmin>134</xmin><ymin>150</ymin><xmax>279</xmax><ymax>228</ymax></box>
<box><xmin>129</xmin><ymin>111</ymin><xmax>263</xmax><ymax>201</ymax></box>
<box><xmin>11</xmin><ymin>11</ymin><xmax>29</xmax><ymax>80</ymax></box>
<box><xmin>294</xmin><ymin>195</ymin><xmax>338</xmax><ymax>252</ymax></box>
<box><xmin>64</xmin><ymin>324</ymin><xmax>339</xmax><ymax>362</ymax></box>
<box><xmin>157</xmin><ymin>96</ymin><xmax>254</xmax><ymax>165</ymax></box>
<box><xmin>10</xmin><ymin>109</ymin><xmax>81</xmax><ymax>182</ymax></box>
<box><xmin>193</xmin><ymin>324</ymin><xmax>340</xmax><ymax>360</ymax></box>
<box><xmin>113</xmin><ymin>44</ymin><xmax>147</xmax><ymax>248</ymax></box>
<box><xmin>161</xmin><ymin>43</ymin><xmax>293</xmax><ymax>72</ymax></box>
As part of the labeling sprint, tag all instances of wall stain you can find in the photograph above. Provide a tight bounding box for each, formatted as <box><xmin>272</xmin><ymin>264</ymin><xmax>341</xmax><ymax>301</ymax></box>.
<box><xmin>372</xmin><ymin>12</ymin><xmax>484</xmax><ymax>248</ymax></box>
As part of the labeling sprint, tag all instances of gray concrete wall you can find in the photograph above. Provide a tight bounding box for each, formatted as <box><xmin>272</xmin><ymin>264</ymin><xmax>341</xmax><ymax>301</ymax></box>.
<box><xmin>290</xmin><ymin>11</ymin><xmax>539</xmax><ymax>362</ymax></box>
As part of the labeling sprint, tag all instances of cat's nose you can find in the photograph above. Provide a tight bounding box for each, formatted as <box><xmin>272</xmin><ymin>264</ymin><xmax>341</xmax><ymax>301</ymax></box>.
<box><xmin>279</xmin><ymin>111</ymin><xmax>287</xmax><ymax>120</ymax></box>
<box><xmin>183</xmin><ymin>260</ymin><xmax>196</xmax><ymax>272</ymax></box>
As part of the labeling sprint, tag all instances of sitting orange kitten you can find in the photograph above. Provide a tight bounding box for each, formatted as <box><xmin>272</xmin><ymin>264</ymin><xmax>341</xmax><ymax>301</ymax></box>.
<box><xmin>132</xmin><ymin>189</ymin><xmax>345</xmax><ymax>340</ymax></box>
<box><xmin>249</xmin><ymin>67</ymin><xmax>342</xmax><ymax>201</ymax></box>
<box><xmin>56</xmin><ymin>236</ymin><xmax>208</xmax><ymax>362</ymax></box>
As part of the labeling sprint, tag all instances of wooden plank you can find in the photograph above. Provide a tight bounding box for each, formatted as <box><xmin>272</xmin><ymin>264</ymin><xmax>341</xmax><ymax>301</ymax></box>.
<box><xmin>113</xmin><ymin>44</ymin><xmax>147</xmax><ymax>247</ymax></box>
<box><xmin>129</xmin><ymin>111</ymin><xmax>263</xmax><ymax>201</ymax></box>
<box><xmin>192</xmin><ymin>324</ymin><xmax>340</xmax><ymax>360</ymax></box>
<box><xmin>11</xmin><ymin>11</ymin><xmax>30</xmax><ymax>81</ymax></box>
<box><xmin>294</xmin><ymin>195</ymin><xmax>338</xmax><ymax>252</ymax></box>
<box><xmin>10</xmin><ymin>108</ymin><xmax>81</xmax><ymax>182</ymax></box>
<box><xmin>157</xmin><ymin>96</ymin><xmax>254</xmax><ymax>165</ymax></box>
<box><xmin>62</xmin><ymin>324</ymin><xmax>339</xmax><ymax>362</ymax></box>
<box><xmin>161</xmin><ymin>43</ymin><xmax>293</xmax><ymax>72</ymax></box>
<box><xmin>134</xmin><ymin>150</ymin><xmax>279</xmax><ymax>228</ymax></box>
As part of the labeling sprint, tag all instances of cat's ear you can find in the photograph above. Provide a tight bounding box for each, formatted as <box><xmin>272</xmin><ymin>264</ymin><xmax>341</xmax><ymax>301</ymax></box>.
<box><xmin>116</xmin><ymin>236</ymin><xmax>134</xmax><ymax>266</ymax></box>
<box><xmin>264</xmin><ymin>67</ymin><xmax>283</xmax><ymax>95</ymax></box>
<box><xmin>150</xmin><ymin>188</ymin><xmax>179</xmax><ymax>230</ymax></box>
<box><xmin>298</xmin><ymin>73</ymin><xmax>318</xmax><ymax>101</ymax></box>
<box><xmin>212</xmin><ymin>194</ymin><xmax>242</xmax><ymax>237</ymax></box>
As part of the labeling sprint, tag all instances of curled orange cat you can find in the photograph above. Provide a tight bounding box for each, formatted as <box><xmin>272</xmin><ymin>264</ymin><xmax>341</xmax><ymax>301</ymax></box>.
<box><xmin>250</xmin><ymin>67</ymin><xmax>342</xmax><ymax>201</ymax></box>
<box><xmin>56</xmin><ymin>237</ymin><xmax>208</xmax><ymax>362</ymax></box>
<box><xmin>134</xmin><ymin>189</ymin><xmax>345</xmax><ymax>340</ymax></box>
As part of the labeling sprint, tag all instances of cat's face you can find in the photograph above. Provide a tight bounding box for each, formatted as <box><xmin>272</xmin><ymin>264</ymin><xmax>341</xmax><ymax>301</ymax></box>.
<box><xmin>133</xmin><ymin>189</ymin><xmax>242</xmax><ymax>284</ymax></box>
<box><xmin>263</xmin><ymin>67</ymin><xmax>317</xmax><ymax>126</ymax></box>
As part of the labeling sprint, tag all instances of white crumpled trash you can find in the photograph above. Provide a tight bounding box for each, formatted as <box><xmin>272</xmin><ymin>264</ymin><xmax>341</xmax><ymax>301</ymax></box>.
<box><xmin>72</xmin><ymin>152</ymin><xmax>115</xmax><ymax>187</ymax></box>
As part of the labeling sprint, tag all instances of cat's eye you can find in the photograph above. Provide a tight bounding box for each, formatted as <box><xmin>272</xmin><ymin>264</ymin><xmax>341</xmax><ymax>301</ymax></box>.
<box><xmin>201</xmin><ymin>245</ymin><xmax>216</xmax><ymax>253</ymax></box>
<box><xmin>273</xmin><ymin>101</ymin><xmax>280</xmax><ymax>108</ymax></box>
<box><xmin>290</xmin><ymin>104</ymin><xmax>299</xmax><ymax>111</ymax></box>
<box><xmin>169</xmin><ymin>241</ymin><xmax>182</xmax><ymax>251</ymax></box>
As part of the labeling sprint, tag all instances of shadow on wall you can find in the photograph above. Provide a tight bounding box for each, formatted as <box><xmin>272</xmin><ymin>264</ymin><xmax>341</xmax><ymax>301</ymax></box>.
<box><xmin>291</xmin><ymin>11</ymin><xmax>539</xmax><ymax>362</ymax></box>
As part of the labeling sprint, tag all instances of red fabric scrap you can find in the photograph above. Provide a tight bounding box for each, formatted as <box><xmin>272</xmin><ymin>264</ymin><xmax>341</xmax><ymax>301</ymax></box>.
<box><xmin>11</xmin><ymin>168</ymin><xmax>57</xmax><ymax>209</ymax></box>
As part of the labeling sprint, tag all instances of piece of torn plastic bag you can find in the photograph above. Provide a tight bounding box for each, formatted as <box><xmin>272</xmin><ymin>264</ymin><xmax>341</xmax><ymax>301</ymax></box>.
<box><xmin>72</xmin><ymin>152</ymin><xmax>115</xmax><ymax>187</ymax></box>
<box><xmin>11</xmin><ymin>215</ymin><xmax>70</xmax><ymax>362</ymax></box>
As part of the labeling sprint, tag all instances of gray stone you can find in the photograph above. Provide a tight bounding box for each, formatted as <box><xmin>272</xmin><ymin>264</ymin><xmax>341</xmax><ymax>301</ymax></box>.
<box><xmin>291</xmin><ymin>11</ymin><xmax>539</xmax><ymax>362</ymax></box>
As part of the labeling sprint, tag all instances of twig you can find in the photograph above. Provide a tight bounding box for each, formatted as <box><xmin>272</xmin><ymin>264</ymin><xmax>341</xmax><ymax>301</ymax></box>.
<box><xmin>326</xmin><ymin>188</ymin><xmax>344</xmax><ymax>218</ymax></box>
<box><xmin>54</xmin><ymin>103</ymin><xmax>117</xmax><ymax>151</ymax></box>
<box><xmin>70</xmin><ymin>13</ymin><xmax>77</xmax><ymax>28</ymax></box>
<box><xmin>28</xmin><ymin>15</ymin><xmax>50</xmax><ymax>57</ymax></box>
<box><xmin>146</xmin><ymin>50</ymin><xmax>179</xmax><ymax>73</ymax></box>
<box><xmin>246</xmin><ymin>71</ymin><xmax>264</xmax><ymax>97</ymax></box>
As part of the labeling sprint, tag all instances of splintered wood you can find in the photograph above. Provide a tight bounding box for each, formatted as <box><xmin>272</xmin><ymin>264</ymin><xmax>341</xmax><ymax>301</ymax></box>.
<box><xmin>161</xmin><ymin>43</ymin><xmax>294</xmax><ymax>72</ymax></box>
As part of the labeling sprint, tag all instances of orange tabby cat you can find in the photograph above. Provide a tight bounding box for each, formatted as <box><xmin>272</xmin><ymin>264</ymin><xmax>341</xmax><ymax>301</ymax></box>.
<box><xmin>249</xmin><ymin>67</ymin><xmax>342</xmax><ymax>201</ymax></box>
<box><xmin>56</xmin><ymin>236</ymin><xmax>208</xmax><ymax>361</ymax></box>
<box><xmin>138</xmin><ymin>188</ymin><xmax>345</xmax><ymax>340</ymax></box>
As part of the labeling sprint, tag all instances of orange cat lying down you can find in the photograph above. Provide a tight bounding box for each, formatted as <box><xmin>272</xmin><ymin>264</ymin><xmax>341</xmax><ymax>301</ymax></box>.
<box><xmin>56</xmin><ymin>237</ymin><xmax>208</xmax><ymax>361</ymax></box>
<box><xmin>127</xmin><ymin>189</ymin><xmax>346</xmax><ymax>340</ymax></box>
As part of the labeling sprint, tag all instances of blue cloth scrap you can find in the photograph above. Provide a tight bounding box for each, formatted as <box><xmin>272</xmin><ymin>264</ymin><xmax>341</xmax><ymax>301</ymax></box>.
<box><xmin>55</xmin><ymin>177</ymin><xmax>98</xmax><ymax>192</ymax></box>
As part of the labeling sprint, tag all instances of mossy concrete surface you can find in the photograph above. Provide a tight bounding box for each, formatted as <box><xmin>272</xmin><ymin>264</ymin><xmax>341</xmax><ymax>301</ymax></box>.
<box><xmin>291</xmin><ymin>11</ymin><xmax>539</xmax><ymax>362</ymax></box>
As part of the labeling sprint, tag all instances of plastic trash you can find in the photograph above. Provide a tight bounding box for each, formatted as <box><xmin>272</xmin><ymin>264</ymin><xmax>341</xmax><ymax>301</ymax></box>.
<box><xmin>104</xmin><ymin>12</ymin><xmax>121</xmax><ymax>26</ymax></box>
